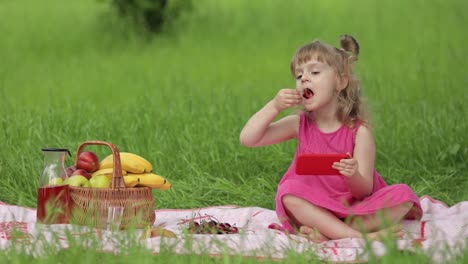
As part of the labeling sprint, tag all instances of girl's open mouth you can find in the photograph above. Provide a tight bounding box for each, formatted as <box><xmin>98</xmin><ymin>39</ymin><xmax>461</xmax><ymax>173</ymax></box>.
<box><xmin>303</xmin><ymin>88</ymin><xmax>314</xmax><ymax>99</ymax></box>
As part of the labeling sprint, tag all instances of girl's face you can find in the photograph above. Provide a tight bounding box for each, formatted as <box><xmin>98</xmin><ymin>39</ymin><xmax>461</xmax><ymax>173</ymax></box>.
<box><xmin>294</xmin><ymin>59</ymin><xmax>341</xmax><ymax>112</ymax></box>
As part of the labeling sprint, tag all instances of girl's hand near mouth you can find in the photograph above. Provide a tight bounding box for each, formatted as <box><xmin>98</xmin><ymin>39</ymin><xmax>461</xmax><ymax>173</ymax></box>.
<box><xmin>273</xmin><ymin>88</ymin><xmax>302</xmax><ymax>112</ymax></box>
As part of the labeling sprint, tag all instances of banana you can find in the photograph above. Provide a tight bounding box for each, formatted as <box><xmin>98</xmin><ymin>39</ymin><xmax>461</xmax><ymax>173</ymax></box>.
<box><xmin>92</xmin><ymin>168</ymin><xmax>142</xmax><ymax>187</ymax></box>
<box><xmin>99</xmin><ymin>153</ymin><xmax>148</xmax><ymax>173</ymax></box>
<box><xmin>122</xmin><ymin>176</ymin><xmax>139</xmax><ymax>187</ymax></box>
<box><xmin>120</xmin><ymin>152</ymin><xmax>153</xmax><ymax>173</ymax></box>
<box><xmin>92</xmin><ymin>168</ymin><xmax>127</xmax><ymax>178</ymax></box>
<box><xmin>100</xmin><ymin>175</ymin><xmax>138</xmax><ymax>187</ymax></box>
<box><xmin>155</xmin><ymin>181</ymin><xmax>171</xmax><ymax>190</ymax></box>
<box><xmin>126</xmin><ymin>173</ymin><xmax>166</xmax><ymax>188</ymax></box>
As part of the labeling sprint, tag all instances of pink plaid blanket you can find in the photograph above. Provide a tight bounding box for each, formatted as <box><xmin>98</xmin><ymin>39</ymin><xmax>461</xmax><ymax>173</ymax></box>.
<box><xmin>0</xmin><ymin>196</ymin><xmax>466</xmax><ymax>262</ymax></box>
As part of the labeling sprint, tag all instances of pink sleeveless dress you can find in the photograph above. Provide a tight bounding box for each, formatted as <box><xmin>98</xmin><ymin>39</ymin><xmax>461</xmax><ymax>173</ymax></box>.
<box><xmin>275</xmin><ymin>113</ymin><xmax>422</xmax><ymax>233</ymax></box>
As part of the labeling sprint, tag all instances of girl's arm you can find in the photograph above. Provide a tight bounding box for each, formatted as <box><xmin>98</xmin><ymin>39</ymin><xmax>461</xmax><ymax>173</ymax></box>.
<box><xmin>333</xmin><ymin>125</ymin><xmax>375</xmax><ymax>199</ymax></box>
<box><xmin>240</xmin><ymin>89</ymin><xmax>301</xmax><ymax>147</ymax></box>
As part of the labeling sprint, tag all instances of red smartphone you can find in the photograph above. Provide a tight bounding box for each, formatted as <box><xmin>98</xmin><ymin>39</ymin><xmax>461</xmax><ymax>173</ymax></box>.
<box><xmin>295</xmin><ymin>153</ymin><xmax>350</xmax><ymax>175</ymax></box>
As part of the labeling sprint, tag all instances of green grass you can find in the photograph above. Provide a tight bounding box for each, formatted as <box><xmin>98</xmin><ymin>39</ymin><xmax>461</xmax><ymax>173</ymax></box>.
<box><xmin>0</xmin><ymin>0</ymin><xmax>467</xmax><ymax>262</ymax></box>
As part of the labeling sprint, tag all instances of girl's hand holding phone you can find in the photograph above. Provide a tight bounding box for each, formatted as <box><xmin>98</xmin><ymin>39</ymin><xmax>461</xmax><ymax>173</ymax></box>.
<box><xmin>273</xmin><ymin>89</ymin><xmax>302</xmax><ymax>112</ymax></box>
<box><xmin>332</xmin><ymin>154</ymin><xmax>359</xmax><ymax>178</ymax></box>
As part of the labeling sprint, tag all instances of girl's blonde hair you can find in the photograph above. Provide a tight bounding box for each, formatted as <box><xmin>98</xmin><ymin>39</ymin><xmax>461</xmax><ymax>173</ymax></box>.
<box><xmin>291</xmin><ymin>35</ymin><xmax>369</xmax><ymax>127</ymax></box>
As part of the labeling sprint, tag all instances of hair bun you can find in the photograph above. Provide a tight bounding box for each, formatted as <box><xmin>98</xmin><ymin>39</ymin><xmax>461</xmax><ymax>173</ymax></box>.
<box><xmin>340</xmin><ymin>35</ymin><xmax>359</xmax><ymax>56</ymax></box>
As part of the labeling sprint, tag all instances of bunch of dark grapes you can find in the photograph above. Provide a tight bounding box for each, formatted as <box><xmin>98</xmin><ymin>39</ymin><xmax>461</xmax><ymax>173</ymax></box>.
<box><xmin>187</xmin><ymin>220</ymin><xmax>239</xmax><ymax>234</ymax></box>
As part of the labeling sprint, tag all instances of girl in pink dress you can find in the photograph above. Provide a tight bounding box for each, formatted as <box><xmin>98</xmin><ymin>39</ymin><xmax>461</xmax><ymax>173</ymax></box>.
<box><xmin>240</xmin><ymin>35</ymin><xmax>422</xmax><ymax>241</ymax></box>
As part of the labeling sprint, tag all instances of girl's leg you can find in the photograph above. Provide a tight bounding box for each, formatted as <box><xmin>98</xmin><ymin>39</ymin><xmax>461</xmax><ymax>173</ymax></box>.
<box><xmin>282</xmin><ymin>194</ymin><xmax>402</xmax><ymax>240</ymax></box>
<box><xmin>283</xmin><ymin>194</ymin><xmax>363</xmax><ymax>240</ymax></box>
<box><xmin>347</xmin><ymin>202</ymin><xmax>413</xmax><ymax>232</ymax></box>
<box><xmin>298</xmin><ymin>226</ymin><xmax>329</xmax><ymax>241</ymax></box>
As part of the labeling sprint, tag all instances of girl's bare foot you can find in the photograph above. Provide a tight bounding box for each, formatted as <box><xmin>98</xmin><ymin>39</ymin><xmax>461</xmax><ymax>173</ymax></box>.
<box><xmin>299</xmin><ymin>226</ymin><xmax>330</xmax><ymax>242</ymax></box>
<box><xmin>365</xmin><ymin>224</ymin><xmax>404</xmax><ymax>241</ymax></box>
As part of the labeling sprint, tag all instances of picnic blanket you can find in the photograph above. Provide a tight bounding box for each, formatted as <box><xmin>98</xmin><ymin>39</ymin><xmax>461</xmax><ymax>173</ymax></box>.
<box><xmin>0</xmin><ymin>196</ymin><xmax>466</xmax><ymax>262</ymax></box>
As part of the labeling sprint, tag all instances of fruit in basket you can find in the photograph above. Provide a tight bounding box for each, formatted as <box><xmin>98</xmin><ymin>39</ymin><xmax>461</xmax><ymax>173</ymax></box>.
<box><xmin>126</xmin><ymin>173</ymin><xmax>166</xmax><ymax>188</ymax></box>
<box><xmin>122</xmin><ymin>176</ymin><xmax>139</xmax><ymax>187</ymax></box>
<box><xmin>71</xmin><ymin>169</ymin><xmax>91</xmax><ymax>180</ymax></box>
<box><xmin>89</xmin><ymin>175</ymin><xmax>111</xmax><ymax>188</ymax></box>
<box><xmin>156</xmin><ymin>181</ymin><xmax>172</xmax><ymax>190</ymax></box>
<box><xmin>64</xmin><ymin>175</ymin><xmax>91</xmax><ymax>187</ymax></box>
<box><xmin>76</xmin><ymin>151</ymin><xmax>100</xmax><ymax>173</ymax></box>
<box><xmin>99</xmin><ymin>152</ymin><xmax>153</xmax><ymax>173</ymax></box>
<box><xmin>47</xmin><ymin>177</ymin><xmax>64</xmax><ymax>186</ymax></box>
<box><xmin>106</xmin><ymin>175</ymin><xmax>139</xmax><ymax>187</ymax></box>
<box><xmin>92</xmin><ymin>168</ymin><xmax>127</xmax><ymax>178</ymax></box>
<box><xmin>119</xmin><ymin>152</ymin><xmax>153</xmax><ymax>172</ymax></box>
<box><xmin>65</xmin><ymin>165</ymin><xmax>77</xmax><ymax>177</ymax></box>
<box><xmin>105</xmin><ymin>176</ymin><xmax>139</xmax><ymax>187</ymax></box>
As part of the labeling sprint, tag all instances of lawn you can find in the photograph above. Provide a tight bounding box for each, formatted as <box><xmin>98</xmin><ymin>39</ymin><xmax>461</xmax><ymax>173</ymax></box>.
<box><xmin>0</xmin><ymin>0</ymin><xmax>466</xmax><ymax>262</ymax></box>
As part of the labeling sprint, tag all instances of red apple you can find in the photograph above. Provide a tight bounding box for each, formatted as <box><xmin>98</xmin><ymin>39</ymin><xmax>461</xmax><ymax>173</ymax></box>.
<box><xmin>65</xmin><ymin>165</ymin><xmax>77</xmax><ymax>177</ymax></box>
<box><xmin>76</xmin><ymin>151</ymin><xmax>100</xmax><ymax>173</ymax></box>
<box><xmin>71</xmin><ymin>169</ymin><xmax>91</xmax><ymax>180</ymax></box>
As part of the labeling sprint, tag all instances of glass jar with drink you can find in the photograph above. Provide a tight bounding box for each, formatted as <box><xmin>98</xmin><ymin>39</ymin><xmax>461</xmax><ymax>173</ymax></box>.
<box><xmin>37</xmin><ymin>148</ymin><xmax>71</xmax><ymax>224</ymax></box>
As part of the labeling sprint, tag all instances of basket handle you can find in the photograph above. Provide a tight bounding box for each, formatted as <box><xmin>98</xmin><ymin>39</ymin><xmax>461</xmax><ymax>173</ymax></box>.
<box><xmin>75</xmin><ymin>140</ymin><xmax>125</xmax><ymax>189</ymax></box>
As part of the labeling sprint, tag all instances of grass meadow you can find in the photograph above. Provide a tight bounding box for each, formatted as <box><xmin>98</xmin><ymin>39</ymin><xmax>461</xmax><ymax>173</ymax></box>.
<box><xmin>0</xmin><ymin>0</ymin><xmax>467</xmax><ymax>262</ymax></box>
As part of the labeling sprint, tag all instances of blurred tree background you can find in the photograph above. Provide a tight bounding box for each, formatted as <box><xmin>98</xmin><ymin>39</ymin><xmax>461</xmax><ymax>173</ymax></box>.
<box><xmin>103</xmin><ymin>0</ymin><xmax>191</xmax><ymax>33</ymax></box>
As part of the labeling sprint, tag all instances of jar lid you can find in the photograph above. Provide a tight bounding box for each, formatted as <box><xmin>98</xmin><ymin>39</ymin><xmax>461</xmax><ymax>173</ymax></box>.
<box><xmin>41</xmin><ymin>148</ymin><xmax>71</xmax><ymax>156</ymax></box>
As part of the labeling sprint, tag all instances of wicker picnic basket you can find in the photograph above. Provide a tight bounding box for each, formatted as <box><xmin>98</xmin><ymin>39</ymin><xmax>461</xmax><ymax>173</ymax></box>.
<box><xmin>68</xmin><ymin>140</ymin><xmax>155</xmax><ymax>229</ymax></box>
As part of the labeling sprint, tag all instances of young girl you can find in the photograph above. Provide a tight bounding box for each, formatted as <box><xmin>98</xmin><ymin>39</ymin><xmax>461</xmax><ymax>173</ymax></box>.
<box><xmin>240</xmin><ymin>35</ymin><xmax>422</xmax><ymax>241</ymax></box>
